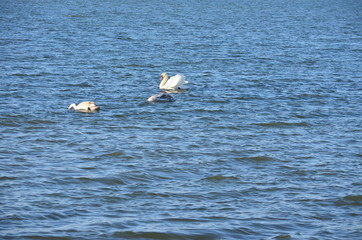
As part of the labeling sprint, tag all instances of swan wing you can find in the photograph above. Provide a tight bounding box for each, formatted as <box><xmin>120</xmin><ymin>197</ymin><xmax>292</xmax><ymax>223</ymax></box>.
<box><xmin>163</xmin><ymin>74</ymin><xmax>188</xmax><ymax>89</ymax></box>
<box><xmin>89</xmin><ymin>105</ymin><xmax>100</xmax><ymax>111</ymax></box>
<box><xmin>77</xmin><ymin>101</ymin><xmax>97</xmax><ymax>110</ymax></box>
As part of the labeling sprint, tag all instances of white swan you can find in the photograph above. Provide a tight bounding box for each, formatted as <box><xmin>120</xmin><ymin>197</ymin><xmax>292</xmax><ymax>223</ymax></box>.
<box><xmin>68</xmin><ymin>101</ymin><xmax>100</xmax><ymax>112</ymax></box>
<box><xmin>159</xmin><ymin>73</ymin><xmax>188</xmax><ymax>90</ymax></box>
<box><xmin>147</xmin><ymin>93</ymin><xmax>175</xmax><ymax>102</ymax></box>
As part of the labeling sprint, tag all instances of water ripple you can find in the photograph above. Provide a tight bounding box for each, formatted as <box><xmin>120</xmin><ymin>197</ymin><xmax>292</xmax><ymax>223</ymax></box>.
<box><xmin>1</xmin><ymin>0</ymin><xmax>361</xmax><ymax>239</ymax></box>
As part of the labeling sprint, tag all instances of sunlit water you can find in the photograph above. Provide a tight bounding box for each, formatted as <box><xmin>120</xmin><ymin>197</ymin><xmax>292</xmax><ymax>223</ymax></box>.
<box><xmin>1</xmin><ymin>0</ymin><xmax>361</xmax><ymax>239</ymax></box>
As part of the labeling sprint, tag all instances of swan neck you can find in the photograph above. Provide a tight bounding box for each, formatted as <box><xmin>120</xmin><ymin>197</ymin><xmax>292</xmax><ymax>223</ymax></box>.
<box><xmin>159</xmin><ymin>75</ymin><xmax>169</xmax><ymax>88</ymax></box>
<box><xmin>68</xmin><ymin>104</ymin><xmax>76</xmax><ymax>110</ymax></box>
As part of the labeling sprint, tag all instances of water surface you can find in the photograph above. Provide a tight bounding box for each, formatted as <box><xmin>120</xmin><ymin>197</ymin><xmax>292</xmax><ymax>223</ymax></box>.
<box><xmin>1</xmin><ymin>0</ymin><xmax>361</xmax><ymax>239</ymax></box>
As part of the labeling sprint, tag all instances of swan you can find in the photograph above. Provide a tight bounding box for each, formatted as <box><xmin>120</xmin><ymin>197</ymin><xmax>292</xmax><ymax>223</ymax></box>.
<box><xmin>147</xmin><ymin>93</ymin><xmax>175</xmax><ymax>102</ymax></box>
<box><xmin>68</xmin><ymin>101</ymin><xmax>100</xmax><ymax>112</ymax></box>
<box><xmin>159</xmin><ymin>73</ymin><xmax>188</xmax><ymax>90</ymax></box>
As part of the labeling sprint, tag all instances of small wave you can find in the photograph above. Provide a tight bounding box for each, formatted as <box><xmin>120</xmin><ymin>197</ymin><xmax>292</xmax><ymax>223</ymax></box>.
<box><xmin>17</xmin><ymin>234</ymin><xmax>73</xmax><ymax>240</ymax></box>
<box><xmin>0</xmin><ymin>120</ymin><xmax>19</xmax><ymax>127</ymax></box>
<box><xmin>65</xmin><ymin>14</ymin><xmax>89</xmax><ymax>18</ymax></box>
<box><xmin>37</xmin><ymin>211</ymin><xmax>66</xmax><ymax>220</ymax></box>
<box><xmin>11</xmin><ymin>73</ymin><xmax>28</xmax><ymax>77</ymax></box>
<box><xmin>0</xmin><ymin>176</ymin><xmax>17</xmax><ymax>181</ymax></box>
<box><xmin>192</xmin><ymin>108</ymin><xmax>225</xmax><ymax>113</ymax></box>
<box><xmin>112</xmin><ymin>230</ymin><xmax>219</xmax><ymax>240</ymax></box>
<box><xmin>114</xmin><ymin>114</ymin><xmax>126</xmax><ymax>118</ymax></box>
<box><xmin>339</xmin><ymin>195</ymin><xmax>362</xmax><ymax>206</ymax></box>
<box><xmin>343</xmin><ymin>195</ymin><xmax>362</xmax><ymax>201</ymax></box>
<box><xmin>116</xmin><ymin>36</ymin><xmax>134</xmax><ymax>41</ymax></box>
<box><xmin>336</xmin><ymin>195</ymin><xmax>362</xmax><ymax>206</ymax></box>
<box><xmin>124</xmin><ymin>172</ymin><xmax>171</xmax><ymax>183</ymax></box>
<box><xmin>66</xmin><ymin>81</ymin><xmax>92</xmax><ymax>87</ymax></box>
<box><xmin>100</xmin><ymin>151</ymin><xmax>124</xmax><ymax>158</ymax></box>
<box><xmin>296</xmin><ymin>93</ymin><xmax>329</xmax><ymax>99</ymax></box>
<box><xmin>254</xmin><ymin>121</ymin><xmax>308</xmax><ymax>128</ymax></box>
<box><xmin>113</xmin><ymin>65</ymin><xmax>125</xmax><ymax>69</ymax></box>
<box><xmin>11</xmin><ymin>72</ymin><xmax>53</xmax><ymax>77</ymax></box>
<box><xmin>202</xmin><ymin>174</ymin><xmax>239</xmax><ymax>181</ymax></box>
<box><xmin>60</xmin><ymin>176</ymin><xmax>126</xmax><ymax>186</ymax></box>
<box><xmin>165</xmin><ymin>217</ymin><xmax>203</xmax><ymax>222</ymax></box>
<box><xmin>273</xmin><ymin>234</ymin><xmax>293</xmax><ymax>239</ymax></box>
<box><xmin>125</xmin><ymin>63</ymin><xmax>142</xmax><ymax>67</ymax></box>
<box><xmin>214</xmin><ymin>125</ymin><xmax>241</xmax><ymax>130</ymax></box>
<box><xmin>26</xmin><ymin>120</ymin><xmax>56</xmax><ymax>125</ymax></box>
<box><xmin>235</xmin><ymin>155</ymin><xmax>277</xmax><ymax>162</ymax></box>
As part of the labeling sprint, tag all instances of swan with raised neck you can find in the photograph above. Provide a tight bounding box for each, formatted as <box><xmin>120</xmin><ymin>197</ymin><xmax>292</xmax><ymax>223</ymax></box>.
<box><xmin>159</xmin><ymin>73</ymin><xmax>188</xmax><ymax>90</ymax></box>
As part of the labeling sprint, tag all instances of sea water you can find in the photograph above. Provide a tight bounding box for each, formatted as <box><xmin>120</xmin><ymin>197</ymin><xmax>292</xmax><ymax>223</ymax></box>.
<box><xmin>1</xmin><ymin>0</ymin><xmax>361</xmax><ymax>239</ymax></box>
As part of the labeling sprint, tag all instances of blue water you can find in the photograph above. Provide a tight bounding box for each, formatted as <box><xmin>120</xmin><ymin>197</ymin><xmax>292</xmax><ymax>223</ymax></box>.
<box><xmin>1</xmin><ymin>0</ymin><xmax>361</xmax><ymax>239</ymax></box>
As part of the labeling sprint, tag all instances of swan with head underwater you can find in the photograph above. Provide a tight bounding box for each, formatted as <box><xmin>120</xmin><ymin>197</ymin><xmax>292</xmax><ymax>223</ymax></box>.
<box><xmin>159</xmin><ymin>73</ymin><xmax>189</xmax><ymax>91</ymax></box>
<box><xmin>68</xmin><ymin>101</ymin><xmax>100</xmax><ymax>112</ymax></box>
<box><xmin>147</xmin><ymin>93</ymin><xmax>175</xmax><ymax>103</ymax></box>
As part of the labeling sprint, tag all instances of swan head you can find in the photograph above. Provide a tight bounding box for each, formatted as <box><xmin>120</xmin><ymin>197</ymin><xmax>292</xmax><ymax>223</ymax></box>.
<box><xmin>160</xmin><ymin>73</ymin><xmax>168</xmax><ymax>81</ymax></box>
<box><xmin>68</xmin><ymin>104</ymin><xmax>76</xmax><ymax>110</ymax></box>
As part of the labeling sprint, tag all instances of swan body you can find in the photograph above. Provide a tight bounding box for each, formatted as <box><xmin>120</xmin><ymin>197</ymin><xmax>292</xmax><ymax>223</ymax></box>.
<box><xmin>159</xmin><ymin>73</ymin><xmax>188</xmax><ymax>90</ymax></box>
<box><xmin>147</xmin><ymin>93</ymin><xmax>175</xmax><ymax>102</ymax></box>
<box><xmin>68</xmin><ymin>101</ymin><xmax>100</xmax><ymax>112</ymax></box>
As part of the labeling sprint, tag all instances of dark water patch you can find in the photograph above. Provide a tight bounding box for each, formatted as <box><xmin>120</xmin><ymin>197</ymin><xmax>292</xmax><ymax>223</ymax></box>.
<box><xmin>36</xmin><ymin>212</ymin><xmax>66</xmax><ymax>221</ymax></box>
<box><xmin>113</xmin><ymin>65</ymin><xmax>126</xmax><ymax>69</ymax></box>
<box><xmin>192</xmin><ymin>108</ymin><xmax>225</xmax><ymax>114</ymax></box>
<box><xmin>2</xmin><ymin>114</ymin><xmax>27</xmax><ymax>119</ymax></box>
<box><xmin>11</xmin><ymin>73</ymin><xmax>29</xmax><ymax>77</ymax></box>
<box><xmin>34</xmin><ymin>138</ymin><xmax>67</xmax><ymax>144</ymax></box>
<box><xmin>336</xmin><ymin>195</ymin><xmax>362</xmax><ymax>206</ymax></box>
<box><xmin>152</xmin><ymin>126</ymin><xmax>181</xmax><ymax>131</ymax></box>
<box><xmin>112</xmin><ymin>230</ymin><xmax>219</xmax><ymax>240</ymax></box>
<box><xmin>55</xmin><ymin>176</ymin><xmax>126</xmax><ymax>186</ymax></box>
<box><xmin>116</xmin><ymin>36</ymin><xmax>134</xmax><ymax>41</ymax></box>
<box><xmin>165</xmin><ymin>217</ymin><xmax>204</xmax><ymax>222</ymax></box>
<box><xmin>16</xmin><ymin>235</ymin><xmax>74</xmax><ymax>240</ymax></box>
<box><xmin>124</xmin><ymin>172</ymin><xmax>171</xmax><ymax>183</ymax></box>
<box><xmin>0</xmin><ymin>176</ymin><xmax>18</xmax><ymax>181</ymax></box>
<box><xmin>100</xmin><ymin>151</ymin><xmax>124</xmax><ymax>158</ymax></box>
<box><xmin>66</xmin><ymin>82</ymin><xmax>93</xmax><ymax>88</ymax></box>
<box><xmin>11</xmin><ymin>72</ymin><xmax>54</xmax><ymax>77</ymax></box>
<box><xmin>124</xmin><ymin>63</ymin><xmax>143</xmax><ymax>68</ymax></box>
<box><xmin>79</xmin><ymin>166</ymin><xmax>97</xmax><ymax>170</ymax></box>
<box><xmin>201</xmin><ymin>174</ymin><xmax>239</xmax><ymax>182</ymax></box>
<box><xmin>235</xmin><ymin>155</ymin><xmax>277</xmax><ymax>162</ymax></box>
<box><xmin>25</xmin><ymin>120</ymin><xmax>56</xmax><ymax>125</ymax></box>
<box><xmin>0</xmin><ymin>119</ymin><xmax>20</xmax><ymax>127</ymax></box>
<box><xmin>112</xmin><ymin>114</ymin><xmax>126</xmax><ymax>119</ymax></box>
<box><xmin>65</xmin><ymin>14</ymin><xmax>89</xmax><ymax>18</ymax></box>
<box><xmin>272</xmin><ymin>234</ymin><xmax>293</xmax><ymax>239</ymax></box>
<box><xmin>254</xmin><ymin>121</ymin><xmax>308</xmax><ymax>128</ymax></box>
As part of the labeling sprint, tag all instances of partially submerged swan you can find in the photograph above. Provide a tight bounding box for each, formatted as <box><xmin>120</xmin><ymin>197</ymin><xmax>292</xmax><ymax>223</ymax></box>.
<box><xmin>147</xmin><ymin>93</ymin><xmax>175</xmax><ymax>102</ymax></box>
<box><xmin>159</xmin><ymin>73</ymin><xmax>188</xmax><ymax>90</ymax></box>
<box><xmin>68</xmin><ymin>101</ymin><xmax>100</xmax><ymax>112</ymax></box>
